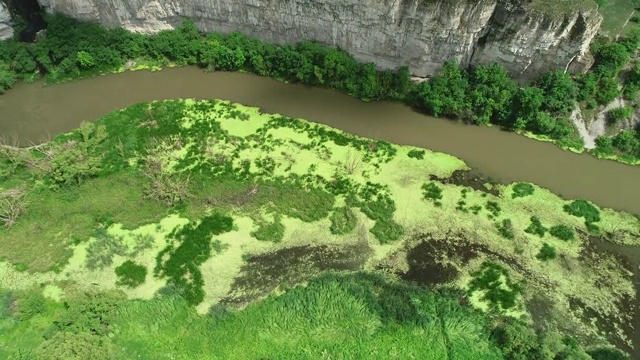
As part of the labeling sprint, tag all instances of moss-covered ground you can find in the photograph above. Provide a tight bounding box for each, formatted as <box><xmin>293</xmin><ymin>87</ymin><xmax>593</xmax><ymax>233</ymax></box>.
<box><xmin>0</xmin><ymin>99</ymin><xmax>638</xmax><ymax>359</ymax></box>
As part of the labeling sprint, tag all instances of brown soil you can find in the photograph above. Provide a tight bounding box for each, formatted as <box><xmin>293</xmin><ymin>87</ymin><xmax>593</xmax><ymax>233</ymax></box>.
<box><xmin>220</xmin><ymin>241</ymin><xmax>372</xmax><ymax>307</ymax></box>
<box><xmin>430</xmin><ymin>170</ymin><xmax>501</xmax><ymax>196</ymax></box>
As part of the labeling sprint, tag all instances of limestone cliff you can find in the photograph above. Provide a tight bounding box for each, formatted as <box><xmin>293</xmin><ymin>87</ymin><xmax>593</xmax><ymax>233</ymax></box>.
<box><xmin>35</xmin><ymin>0</ymin><xmax>602</xmax><ymax>80</ymax></box>
<box><xmin>0</xmin><ymin>1</ymin><xmax>13</xmax><ymax>40</ymax></box>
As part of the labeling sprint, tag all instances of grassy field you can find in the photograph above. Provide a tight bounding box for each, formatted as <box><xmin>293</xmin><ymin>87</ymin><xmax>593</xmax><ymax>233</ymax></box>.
<box><xmin>0</xmin><ymin>99</ymin><xmax>638</xmax><ymax>359</ymax></box>
<box><xmin>598</xmin><ymin>0</ymin><xmax>638</xmax><ymax>35</ymax></box>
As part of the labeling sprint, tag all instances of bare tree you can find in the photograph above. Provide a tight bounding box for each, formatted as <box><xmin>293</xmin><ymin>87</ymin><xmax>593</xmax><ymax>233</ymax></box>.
<box><xmin>343</xmin><ymin>148</ymin><xmax>362</xmax><ymax>175</ymax></box>
<box><xmin>141</xmin><ymin>140</ymin><xmax>192</xmax><ymax>207</ymax></box>
<box><xmin>0</xmin><ymin>188</ymin><xmax>28</xmax><ymax>228</ymax></box>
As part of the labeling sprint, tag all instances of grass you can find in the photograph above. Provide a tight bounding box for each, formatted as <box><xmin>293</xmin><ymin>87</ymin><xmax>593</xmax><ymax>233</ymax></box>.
<box><xmin>0</xmin><ymin>171</ymin><xmax>167</xmax><ymax>272</ymax></box>
<box><xmin>1</xmin><ymin>273</ymin><xmax>505</xmax><ymax>359</ymax></box>
<box><xmin>598</xmin><ymin>0</ymin><xmax>637</xmax><ymax>35</ymax></box>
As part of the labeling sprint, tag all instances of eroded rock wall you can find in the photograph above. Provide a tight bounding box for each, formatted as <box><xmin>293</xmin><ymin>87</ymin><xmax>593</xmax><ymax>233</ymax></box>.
<box><xmin>0</xmin><ymin>1</ymin><xmax>13</xmax><ymax>40</ymax></box>
<box><xmin>35</xmin><ymin>0</ymin><xmax>602</xmax><ymax>80</ymax></box>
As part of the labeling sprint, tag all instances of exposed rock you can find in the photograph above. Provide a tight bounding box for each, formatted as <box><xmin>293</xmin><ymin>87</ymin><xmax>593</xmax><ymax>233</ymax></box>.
<box><xmin>0</xmin><ymin>1</ymin><xmax>13</xmax><ymax>40</ymax></box>
<box><xmin>36</xmin><ymin>0</ymin><xmax>602</xmax><ymax>80</ymax></box>
<box><xmin>570</xmin><ymin>107</ymin><xmax>595</xmax><ymax>149</ymax></box>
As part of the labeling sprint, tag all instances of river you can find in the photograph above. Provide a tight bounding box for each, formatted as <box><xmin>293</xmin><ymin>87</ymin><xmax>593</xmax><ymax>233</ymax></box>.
<box><xmin>1</xmin><ymin>66</ymin><xmax>639</xmax><ymax>214</ymax></box>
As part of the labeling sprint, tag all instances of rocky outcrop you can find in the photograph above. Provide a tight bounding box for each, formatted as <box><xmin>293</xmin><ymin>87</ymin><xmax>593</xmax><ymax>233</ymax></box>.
<box><xmin>0</xmin><ymin>1</ymin><xmax>13</xmax><ymax>40</ymax></box>
<box><xmin>36</xmin><ymin>0</ymin><xmax>602</xmax><ymax>80</ymax></box>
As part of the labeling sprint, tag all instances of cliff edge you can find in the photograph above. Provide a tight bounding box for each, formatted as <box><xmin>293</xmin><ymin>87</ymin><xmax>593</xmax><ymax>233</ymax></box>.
<box><xmin>32</xmin><ymin>0</ymin><xmax>603</xmax><ymax>80</ymax></box>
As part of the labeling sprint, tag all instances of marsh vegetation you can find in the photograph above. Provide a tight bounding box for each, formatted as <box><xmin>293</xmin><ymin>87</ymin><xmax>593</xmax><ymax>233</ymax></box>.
<box><xmin>0</xmin><ymin>99</ymin><xmax>638</xmax><ymax>359</ymax></box>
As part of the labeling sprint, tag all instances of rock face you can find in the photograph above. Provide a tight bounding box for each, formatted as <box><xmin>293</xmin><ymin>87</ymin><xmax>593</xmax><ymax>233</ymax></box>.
<box><xmin>36</xmin><ymin>0</ymin><xmax>602</xmax><ymax>80</ymax></box>
<box><xmin>0</xmin><ymin>1</ymin><xmax>13</xmax><ymax>40</ymax></box>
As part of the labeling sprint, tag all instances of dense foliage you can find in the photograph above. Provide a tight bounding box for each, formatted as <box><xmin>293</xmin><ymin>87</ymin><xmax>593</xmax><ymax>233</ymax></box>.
<box><xmin>2</xmin><ymin>274</ymin><xmax>624</xmax><ymax>359</ymax></box>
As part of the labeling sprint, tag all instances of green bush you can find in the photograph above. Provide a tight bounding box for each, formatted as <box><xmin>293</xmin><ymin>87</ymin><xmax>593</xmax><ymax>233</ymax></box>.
<box><xmin>115</xmin><ymin>260</ymin><xmax>147</xmax><ymax>288</ymax></box>
<box><xmin>496</xmin><ymin>219</ymin><xmax>515</xmax><ymax>240</ymax></box>
<box><xmin>587</xmin><ymin>347</ymin><xmax>630</xmax><ymax>360</ymax></box>
<box><xmin>329</xmin><ymin>207</ymin><xmax>357</xmax><ymax>235</ymax></box>
<box><xmin>407</xmin><ymin>149</ymin><xmax>425</xmax><ymax>159</ymax></box>
<box><xmin>536</xmin><ymin>243</ymin><xmax>557</xmax><ymax>261</ymax></box>
<box><xmin>370</xmin><ymin>218</ymin><xmax>404</xmax><ymax>244</ymax></box>
<box><xmin>468</xmin><ymin>261</ymin><xmax>524</xmax><ymax>311</ymax></box>
<box><xmin>549</xmin><ymin>224</ymin><xmax>575</xmax><ymax>241</ymax></box>
<box><xmin>421</xmin><ymin>182</ymin><xmax>443</xmax><ymax>205</ymax></box>
<box><xmin>563</xmin><ymin>200</ymin><xmax>601</xmax><ymax>225</ymax></box>
<box><xmin>15</xmin><ymin>289</ymin><xmax>47</xmax><ymax>321</ymax></box>
<box><xmin>251</xmin><ymin>216</ymin><xmax>286</xmax><ymax>243</ymax></box>
<box><xmin>525</xmin><ymin>216</ymin><xmax>547</xmax><ymax>238</ymax></box>
<box><xmin>485</xmin><ymin>201</ymin><xmax>502</xmax><ymax>217</ymax></box>
<box><xmin>606</xmin><ymin>107</ymin><xmax>633</xmax><ymax>125</ymax></box>
<box><xmin>511</xmin><ymin>183</ymin><xmax>535</xmax><ymax>199</ymax></box>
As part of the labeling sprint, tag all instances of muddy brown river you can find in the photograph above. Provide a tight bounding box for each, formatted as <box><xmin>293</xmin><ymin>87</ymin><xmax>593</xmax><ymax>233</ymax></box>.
<box><xmin>1</xmin><ymin>66</ymin><xmax>639</xmax><ymax>214</ymax></box>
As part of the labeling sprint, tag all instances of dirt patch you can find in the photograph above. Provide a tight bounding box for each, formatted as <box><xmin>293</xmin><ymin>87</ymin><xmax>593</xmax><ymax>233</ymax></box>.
<box><xmin>430</xmin><ymin>170</ymin><xmax>500</xmax><ymax>196</ymax></box>
<box><xmin>219</xmin><ymin>241</ymin><xmax>372</xmax><ymax>307</ymax></box>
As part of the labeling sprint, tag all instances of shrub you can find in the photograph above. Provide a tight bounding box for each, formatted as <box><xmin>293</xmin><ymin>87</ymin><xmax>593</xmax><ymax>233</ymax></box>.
<box><xmin>329</xmin><ymin>207</ymin><xmax>357</xmax><ymax>235</ymax></box>
<box><xmin>563</xmin><ymin>200</ymin><xmax>601</xmax><ymax>225</ymax></box>
<box><xmin>485</xmin><ymin>201</ymin><xmax>501</xmax><ymax>217</ymax></box>
<box><xmin>115</xmin><ymin>260</ymin><xmax>147</xmax><ymax>288</ymax></box>
<box><xmin>407</xmin><ymin>149</ymin><xmax>425</xmax><ymax>159</ymax></box>
<box><xmin>0</xmin><ymin>188</ymin><xmax>28</xmax><ymax>228</ymax></box>
<box><xmin>491</xmin><ymin>319</ymin><xmax>540</xmax><ymax>360</ymax></box>
<box><xmin>468</xmin><ymin>262</ymin><xmax>523</xmax><ymax>311</ymax></box>
<box><xmin>511</xmin><ymin>183</ymin><xmax>534</xmax><ymax>199</ymax></box>
<box><xmin>251</xmin><ymin>216</ymin><xmax>286</xmax><ymax>243</ymax></box>
<box><xmin>370</xmin><ymin>218</ymin><xmax>404</xmax><ymax>244</ymax></box>
<box><xmin>421</xmin><ymin>182</ymin><xmax>443</xmax><ymax>205</ymax></box>
<box><xmin>15</xmin><ymin>289</ymin><xmax>47</xmax><ymax>321</ymax></box>
<box><xmin>549</xmin><ymin>224</ymin><xmax>575</xmax><ymax>241</ymax></box>
<box><xmin>606</xmin><ymin>107</ymin><xmax>633</xmax><ymax>125</ymax></box>
<box><xmin>536</xmin><ymin>243</ymin><xmax>557</xmax><ymax>261</ymax></box>
<box><xmin>496</xmin><ymin>219</ymin><xmax>515</xmax><ymax>240</ymax></box>
<box><xmin>525</xmin><ymin>216</ymin><xmax>547</xmax><ymax>238</ymax></box>
<box><xmin>587</xmin><ymin>347</ymin><xmax>630</xmax><ymax>360</ymax></box>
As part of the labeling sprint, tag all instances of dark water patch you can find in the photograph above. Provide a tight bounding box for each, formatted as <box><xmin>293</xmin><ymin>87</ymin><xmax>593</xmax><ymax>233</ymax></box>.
<box><xmin>585</xmin><ymin>235</ymin><xmax>640</xmax><ymax>359</ymax></box>
<box><xmin>402</xmin><ymin>236</ymin><xmax>480</xmax><ymax>287</ymax></box>
<box><xmin>220</xmin><ymin>242</ymin><xmax>372</xmax><ymax>307</ymax></box>
<box><xmin>525</xmin><ymin>294</ymin><xmax>556</xmax><ymax>332</ymax></box>
<box><xmin>430</xmin><ymin>170</ymin><xmax>501</xmax><ymax>196</ymax></box>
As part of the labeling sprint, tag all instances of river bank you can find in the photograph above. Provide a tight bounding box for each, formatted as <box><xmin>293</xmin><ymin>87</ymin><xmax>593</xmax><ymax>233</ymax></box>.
<box><xmin>1</xmin><ymin>99</ymin><xmax>638</xmax><ymax>358</ymax></box>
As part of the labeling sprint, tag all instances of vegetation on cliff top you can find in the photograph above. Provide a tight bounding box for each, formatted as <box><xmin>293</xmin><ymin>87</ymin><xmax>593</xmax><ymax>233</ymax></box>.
<box><xmin>0</xmin><ymin>99</ymin><xmax>637</xmax><ymax>358</ymax></box>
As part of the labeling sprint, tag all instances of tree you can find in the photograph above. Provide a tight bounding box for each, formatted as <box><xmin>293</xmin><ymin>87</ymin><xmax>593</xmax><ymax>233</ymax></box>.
<box><xmin>506</xmin><ymin>86</ymin><xmax>544</xmax><ymax>130</ymax></box>
<box><xmin>411</xmin><ymin>61</ymin><xmax>468</xmax><ymax>117</ymax></box>
<box><xmin>0</xmin><ymin>62</ymin><xmax>17</xmax><ymax>93</ymax></box>
<box><xmin>593</xmin><ymin>43</ymin><xmax>630</xmax><ymax>76</ymax></box>
<box><xmin>76</xmin><ymin>51</ymin><xmax>95</xmax><ymax>69</ymax></box>
<box><xmin>536</xmin><ymin>71</ymin><xmax>577</xmax><ymax>114</ymax></box>
<box><xmin>467</xmin><ymin>63</ymin><xmax>517</xmax><ymax>124</ymax></box>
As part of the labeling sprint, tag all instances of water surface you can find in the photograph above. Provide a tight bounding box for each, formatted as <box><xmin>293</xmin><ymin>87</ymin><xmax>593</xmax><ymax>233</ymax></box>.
<box><xmin>1</xmin><ymin>67</ymin><xmax>639</xmax><ymax>214</ymax></box>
